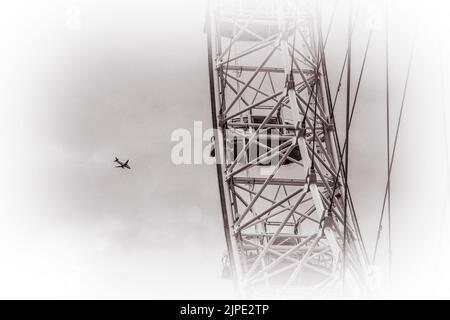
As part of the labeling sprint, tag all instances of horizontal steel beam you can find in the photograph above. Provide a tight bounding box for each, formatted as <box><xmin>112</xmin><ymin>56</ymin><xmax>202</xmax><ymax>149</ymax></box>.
<box><xmin>228</xmin><ymin>122</ymin><xmax>328</xmax><ymax>131</ymax></box>
<box><xmin>233</xmin><ymin>177</ymin><xmax>325</xmax><ymax>187</ymax></box>
<box><xmin>224</xmin><ymin>64</ymin><xmax>316</xmax><ymax>75</ymax></box>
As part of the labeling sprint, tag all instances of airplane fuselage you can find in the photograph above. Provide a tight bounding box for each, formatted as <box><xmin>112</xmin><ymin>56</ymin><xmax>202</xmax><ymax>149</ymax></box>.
<box><xmin>114</xmin><ymin>158</ymin><xmax>131</xmax><ymax>169</ymax></box>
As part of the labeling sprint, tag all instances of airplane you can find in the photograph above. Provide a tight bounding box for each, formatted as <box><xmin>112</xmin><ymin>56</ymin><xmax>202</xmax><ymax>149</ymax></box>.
<box><xmin>114</xmin><ymin>157</ymin><xmax>131</xmax><ymax>169</ymax></box>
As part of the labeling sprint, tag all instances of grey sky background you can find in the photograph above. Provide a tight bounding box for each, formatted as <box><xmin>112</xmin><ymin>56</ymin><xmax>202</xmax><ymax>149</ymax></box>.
<box><xmin>0</xmin><ymin>0</ymin><xmax>449</xmax><ymax>298</ymax></box>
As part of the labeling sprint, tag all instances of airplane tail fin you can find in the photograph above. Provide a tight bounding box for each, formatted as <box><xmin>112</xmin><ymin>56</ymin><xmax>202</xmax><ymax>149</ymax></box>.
<box><xmin>114</xmin><ymin>157</ymin><xmax>118</xmax><ymax>162</ymax></box>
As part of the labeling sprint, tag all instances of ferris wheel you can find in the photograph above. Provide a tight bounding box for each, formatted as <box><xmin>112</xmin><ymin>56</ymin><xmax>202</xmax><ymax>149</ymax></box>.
<box><xmin>205</xmin><ymin>0</ymin><xmax>379</xmax><ymax>297</ymax></box>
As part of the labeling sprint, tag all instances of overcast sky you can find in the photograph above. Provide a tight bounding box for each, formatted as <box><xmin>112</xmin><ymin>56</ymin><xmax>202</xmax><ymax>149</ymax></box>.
<box><xmin>0</xmin><ymin>0</ymin><xmax>449</xmax><ymax>298</ymax></box>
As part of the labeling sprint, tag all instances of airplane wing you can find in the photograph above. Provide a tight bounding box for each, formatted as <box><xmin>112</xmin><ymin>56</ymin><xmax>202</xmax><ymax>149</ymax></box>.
<box><xmin>124</xmin><ymin>160</ymin><xmax>129</xmax><ymax>165</ymax></box>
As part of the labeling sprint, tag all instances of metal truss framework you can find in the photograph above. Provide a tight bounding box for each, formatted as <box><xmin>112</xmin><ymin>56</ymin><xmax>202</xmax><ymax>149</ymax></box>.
<box><xmin>207</xmin><ymin>0</ymin><xmax>369</xmax><ymax>296</ymax></box>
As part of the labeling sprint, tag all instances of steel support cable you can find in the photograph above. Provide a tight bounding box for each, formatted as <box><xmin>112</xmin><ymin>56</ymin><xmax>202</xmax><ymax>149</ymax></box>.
<box><xmin>326</xmin><ymin>26</ymin><xmax>374</xmax><ymax>210</ymax></box>
<box><xmin>323</xmin><ymin>6</ymin><xmax>373</xmax><ymax>265</ymax></box>
<box><xmin>327</xmin><ymin>15</ymin><xmax>363</xmax><ymax>259</ymax></box>
<box><xmin>292</xmin><ymin>1</ymin><xmax>349</xmax><ymax>126</ymax></box>
<box><xmin>297</xmin><ymin>44</ymin><xmax>326</xmax><ymax>127</ymax></box>
<box><xmin>310</xmin><ymin>0</ymin><xmax>327</xmax><ymax>171</ymax></box>
<box><xmin>326</xmin><ymin>23</ymin><xmax>374</xmax><ymax>266</ymax></box>
<box><xmin>346</xmin><ymin>22</ymin><xmax>377</xmax><ymax>266</ymax></box>
<box><xmin>342</xmin><ymin>0</ymin><xmax>353</xmax><ymax>284</ymax></box>
<box><xmin>288</xmin><ymin>10</ymin><xmax>319</xmax><ymax>128</ymax></box>
<box><xmin>309</xmin><ymin>1</ymin><xmax>369</xmax><ymax>269</ymax></box>
<box><xmin>319</xmin><ymin>0</ymin><xmax>368</xmax><ymax>280</ymax></box>
<box><xmin>319</xmin><ymin>0</ymin><xmax>337</xmax><ymax>122</ymax></box>
<box><xmin>331</xmin><ymin>3</ymin><xmax>361</xmax><ymax>114</ymax></box>
<box><xmin>311</xmin><ymin>78</ymin><xmax>320</xmax><ymax>169</ymax></box>
<box><xmin>302</xmin><ymin>6</ymin><xmax>359</xmax><ymax>124</ymax></box>
<box><xmin>372</xmin><ymin>32</ymin><xmax>417</xmax><ymax>265</ymax></box>
<box><xmin>291</xmin><ymin>0</ymin><xmax>338</xmax><ymax>127</ymax></box>
<box><xmin>292</xmin><ymin>2</ymin><xmax>343</xmax><ymax>125</ymax></box>
<box><xmin>300</xmin><ymin>72</ymin><xmax>320</xmax><ymax>125</ymax></box>
<box><xmin>320</xmin><ymin>0</ymin><xmax>369</xmax><ymax>278</ymax></box>
<box><xmin>331</xmin><ymin>53</ymin><xmax>348</xmax><ymax>116</ymax></box>
<box><xmin>384</xmin><ymin>0</ymin><xmax>392</xmax><ymax>280</ymax></box>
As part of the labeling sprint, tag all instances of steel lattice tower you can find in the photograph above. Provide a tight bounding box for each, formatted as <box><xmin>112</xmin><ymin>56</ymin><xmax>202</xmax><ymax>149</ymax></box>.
<box><xmin>206</xmin><ymin>0</ymin><xmax>369</xmax><ymax>297</ymax></box>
